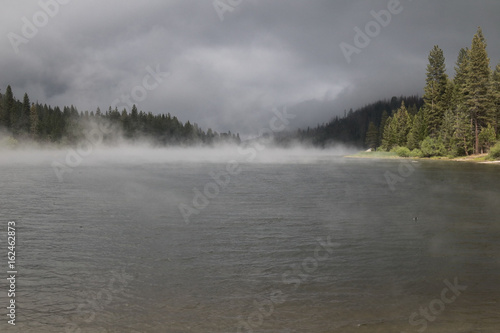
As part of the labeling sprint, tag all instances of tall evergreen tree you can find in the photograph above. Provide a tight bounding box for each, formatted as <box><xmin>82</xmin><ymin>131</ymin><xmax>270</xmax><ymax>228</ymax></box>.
<box><xmin>378</xmin><ymin>110</ymin><xmax>389</xmax><ymax>145</ymax></box>
<box><xmin>365</xmin><ymin>121</ymin><xmax>379</xmax><ymax>149</ymax></box>
<box><xmin>1</xmin><ymin>85</ymin><xmax>14</xmax><ymax>128</ymax></box>
<box><xmin>492</xmin><ymin>63</ymin><xmax>500</xmax><ymax>135</ymax></box>
<box><xmin>463</xmin><ymin>27</ymin><xmax>495</xmax><ymax>154</ymax></box>
<box><xmin>454</xmin><ymin>48</ymin><xmax>470</xmax><ymax>94</ymax></box>
<box><xmin>380</xmin><ymin>102</ymin><xmax>411</xmax><ymax>150</ymax></box>
<box><xmin>29</xmin><ymin>103</ymin><xmax>39</xmax><ymax>139</ymax></box>
<box><xmin>423</xmin><ymin>46</ymin><xmax>448</xmax><ymax>136</ymax></box>
<box><xmin>407</xmin><ymin>109</ymin><xmax>427</xmax><ymax>150</ymax></box>
<box><xmin>394</xmin><ymin>102</ymin><xmax>411</xmax><ymax>147</ymax></box>
<box><xmin>478</xmin><ymin>123</ymin><xmax>496</xmax><ymax>153</ymax></box>
<box><xmin>21</xmin><ymin>93</ymin><xmax>31</xmax><ymax>133</ymax></box>
<box><xmin>451</xmin><ymin>48</ymin><xmax>474</xmax><ymax>155</ymax></box>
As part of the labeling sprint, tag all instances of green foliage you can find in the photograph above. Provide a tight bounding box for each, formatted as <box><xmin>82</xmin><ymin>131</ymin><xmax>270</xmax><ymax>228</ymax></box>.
<box><xmin>420</xmin><ymin>136</ymin><xmax>446</xmax><ymax>157</ymax></box>
<box><xmin>492</xmin><ymin>63</ymin><xmax>500</xmax><ymax>136</ymax></box>
<box><xmin>0</xmin><ymin>136</ymin><xmax>19</xmax><ymax>148</ymax></box>
<box><xmin>0</xmin><ymin>86</ymin><xmax>241</xmax><ymax>146</ymax></box>
<box><xmin>423</xmin><ymin>45</ymin><xmax>448</xmax><ymax>136</ymax></box>
<box><xmin>380</xmin><ymin>102</ymin><xmax>411</xmax><ymax>150</ymax></box>
<box><xmin>365</xmin><ymin>121</ymin><xmax>379</xmax><ymax>149</ymax></box>
<box><xmin>394</xmin><ymin>146</ymin><xmax>411</xmax><ymax>158</ymax></box>
<box><xmin>380</xmin><ymin>116</ymin><xmax>396</xmax><ymax>150</ymax></box>
<box><xmin>440</xmin><ymin>108</ymin><xmax>456</xmax><ymax>152</ymax></box>
<box><xmin>478</xmin><ymin>123</ymin><xmax>497</xmax><ymax>152</ymax></box>
<box><xmin>464</xmin><ymin>27</ymin><xmax>496</xmax><ymax>153</ymax></box>
<box><xmin>488</xmin><ymin>141</ymin><xmax>500</xmax><ymax>160</ymax></box>
<box><xmin>407</xmin><ymin>109</ymin><xmax>427</xmax><ymax>150</ymax></box>
<box><xmin>297</xmin><ymin>96</ymin><xmax>423</xmax><ymax>147</ymax></box>
<box><xmin>2</xmin><ymin>85</ymin><xmax>14</xmax><ymax>128</ymax></box>
<box><xmin>297</xmin><ymin>27</ymin><xmax>498</xmax><ymax>158</ymax></box>
<box><xmin>378</xmin><ymin>110</ymin><xmax>389</xmax><ymax>145</ymax></box>
<box><xmin>410</xmin><ymin>149</ymin><xmax>424</xmax><ymax>158</ymax></box>
<box><xmin>29</xmin><ymin>103</ymin><xmax>39</xmax><ymax>139</ymax></box>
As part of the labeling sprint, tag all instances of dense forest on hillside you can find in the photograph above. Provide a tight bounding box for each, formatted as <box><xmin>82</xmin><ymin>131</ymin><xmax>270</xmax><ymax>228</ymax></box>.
<box><xmin>296</xmin><ymin>27</ymin><xmax>500</xmax><ymax>158</ymax></box>
<box><xmin>293</xmin><ymin>95</ymin><xmax>423</xmax><ymax>147</ymax></box>
<box><xmin>0</xmin><ymin>87</ymin><xmax>240</xmax><ymax>147</ymax></box>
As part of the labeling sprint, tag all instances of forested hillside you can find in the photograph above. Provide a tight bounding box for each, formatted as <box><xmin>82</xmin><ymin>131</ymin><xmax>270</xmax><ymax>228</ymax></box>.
<box><xmin>0</xmin><ymin>87</ymin><xmax>240</xmax><ymax>146</ymax></box>
<box><xmin>295</xmin><ymin>96</ymin><xmax>423</xmax><ymax>147</ymax></box>
<box><xmin>297</xmin><ymin>27</ymin><xmax>500</xmax><ymax>158</ymax></box>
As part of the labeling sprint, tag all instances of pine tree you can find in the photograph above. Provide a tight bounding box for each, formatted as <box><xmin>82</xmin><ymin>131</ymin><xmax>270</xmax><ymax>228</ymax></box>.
<box><xmin>407</xmin><ymin>109</ymin><xmax>427</xmax><ymax>150</ymax></box>
<box><xmin>453</xmin><ymin>105</ymin><xmax>474</xmax><ymax>156</ymax></box>
<box><xmin>393</xmin><ymin>102</ymin><xmax>411</xmax><ymax>147</ymax></box>
<box><xmin>441</xmin><ymin>108</ymin><xmax>456</xmax><ymax>153</ymax></box>
<box><xmin>21</xmin><ymin>93</ymin><xmax>31</xmax><ymax>133</ymax></box>
<box><xmin>423</xmin><ymin>46</ymin><xmax>448</xmax><ymax>136</ymax></box>
<box><xmin>1</xmin><ymin>85</ymin><xmax>14</xmax><ymax>128</ymax></box>
<box><xmin>380</xmin><ymin>102</ymin><xmax>411</xmax><ymax>150</ymax></box>
<box><xmin>381</xmin><ymin>117</ymin><xmax>397</xmax><ymax>151</ymax></box>
<box><xmin>492</xmin><ymin>63</ymin><xmax>500</xmax><ymax>135</ymax></box>
<box><xmin>130</xmin><ymin>104</ymin><xmax>138</xmax><ymax>133</ymax></box>
<box><xmin>365</xmin><ymin>121</ymin><xmax>379</xmax><ymax>149</ymax></box>
<box><xmin>463</xmin><ymin>27</ymin><xmax>495</xmax><ymax>154</ymax></box>
<box><xmin>478</xmin><ymin>123</ymin><xmax>496</xmax><ymax>153</ymax></box>
<box><xmin>454</xmin><ymin>48</ymin><xmax>470</xmax><ymax>94</ymax></box>
<box><xmin>378</xmin><ymin>110</ymin><xmax>389</xmax><ymax>145</ymax></box>
<box><xmin>452</xmin><ymin>48</ymin><xmax>474</xmax><ymax>156</ymax></box>
<box><xmin>29</xmin><ymin>103</ymin><xmax>39</xmax><ymax>139</ymax></box>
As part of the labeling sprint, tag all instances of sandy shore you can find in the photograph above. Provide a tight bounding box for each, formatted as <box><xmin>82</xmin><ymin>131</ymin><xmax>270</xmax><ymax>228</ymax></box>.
<box><xmin>346</xmin><ymin>152</ymin><xmax>500</xmax><ymax>164</ymax></box>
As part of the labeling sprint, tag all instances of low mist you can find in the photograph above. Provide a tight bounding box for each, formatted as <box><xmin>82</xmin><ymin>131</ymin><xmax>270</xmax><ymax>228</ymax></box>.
<box><xmin>0</xmin><ymin>141</ymin><xmax>358</xmax><ymax>166</ymax></box>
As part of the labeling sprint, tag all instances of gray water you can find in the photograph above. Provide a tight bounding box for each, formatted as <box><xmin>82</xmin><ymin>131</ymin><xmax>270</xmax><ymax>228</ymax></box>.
<box><xmin>0</xmin><ymin>149</ymin><xmax>499</xmax><ymax>332</ymax></box>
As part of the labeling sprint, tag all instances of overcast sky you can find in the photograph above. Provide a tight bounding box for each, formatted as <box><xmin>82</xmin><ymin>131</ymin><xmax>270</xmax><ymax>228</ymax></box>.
<box><xmin>1</xmin><ymin>0</ymin><xmax>499</xmax><ymax>136</ymax></box>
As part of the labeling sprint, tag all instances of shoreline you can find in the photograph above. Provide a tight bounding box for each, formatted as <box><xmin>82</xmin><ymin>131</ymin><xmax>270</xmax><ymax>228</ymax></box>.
<box><xmin>345</xmin><ymin>151</ymin><xmax>500</xmax><ymax>164</ymax></box>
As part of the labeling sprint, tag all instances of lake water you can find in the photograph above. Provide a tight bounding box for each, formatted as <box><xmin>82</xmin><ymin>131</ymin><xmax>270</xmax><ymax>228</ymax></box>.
<box><xmin>0</xmin><ymin>148</ymin><xmax>499</xmax><ymax>332</ymax></box>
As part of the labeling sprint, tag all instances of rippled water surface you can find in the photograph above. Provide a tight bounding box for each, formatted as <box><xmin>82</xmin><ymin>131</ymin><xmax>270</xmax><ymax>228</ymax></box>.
<box><xmin>0</xmin><ymin>150</ymin><xmax>499</xmax><ymax>332</ymax></box>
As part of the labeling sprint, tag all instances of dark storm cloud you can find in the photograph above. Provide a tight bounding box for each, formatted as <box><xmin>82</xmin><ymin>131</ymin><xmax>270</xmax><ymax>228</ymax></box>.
<box><xmin>1</xmin><ymin>0</ymin><xmax>499</xmax><ymax>136</ymax></box>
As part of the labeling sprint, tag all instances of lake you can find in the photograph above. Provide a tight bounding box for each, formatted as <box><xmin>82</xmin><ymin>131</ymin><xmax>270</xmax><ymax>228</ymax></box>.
<box><xmin>0</xmin><ymin>147</ymin><xmax>499</xmax><ymax>332</ymax></box>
